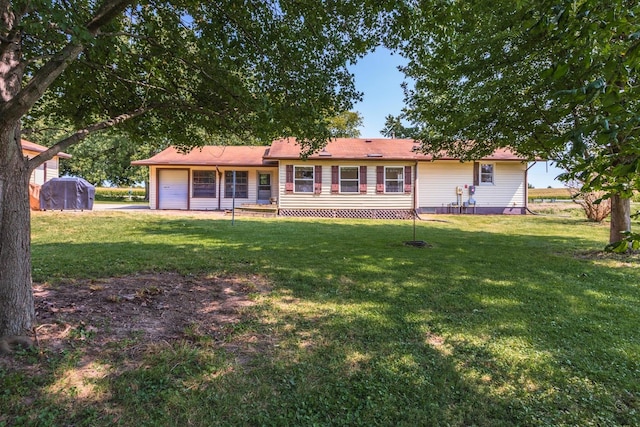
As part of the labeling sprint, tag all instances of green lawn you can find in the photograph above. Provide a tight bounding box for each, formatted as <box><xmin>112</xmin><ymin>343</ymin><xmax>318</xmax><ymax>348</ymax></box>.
<box><xmin>2</xmin><ymin>211</ymin><xmax>639</xmax><ymax>426</ymax></box>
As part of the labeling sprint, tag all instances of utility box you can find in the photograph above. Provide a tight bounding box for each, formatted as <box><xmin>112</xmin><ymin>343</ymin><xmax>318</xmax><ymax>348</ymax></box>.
<box><xmin>39</xmin><ymin>177</ymin><xmax>95</xmax><ymax>211</ymax></box>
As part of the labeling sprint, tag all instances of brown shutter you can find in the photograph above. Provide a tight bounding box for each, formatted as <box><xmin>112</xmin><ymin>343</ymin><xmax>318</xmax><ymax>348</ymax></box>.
<box><xmin>376</xmin><ymin>166</ymin><xmax>384</xmax><ymax>193</ymax></box>
<box><xmin>314</xmin><ymin>165</ymin><xmax>322</xmax><ymax>194</ymax></box>
<box><xmin>473</xmin><ymin>162</ymin><xmax>479</xmax><ymax>186</ymax></box>
<box><xmin>359</xmin><ymin>166</ymin><xmax>367</xmax><ymax>194</ymax></box>
<box><xmin>331</xmin><ymin>165</ymin><xmax>339</xmax><ymax>193</ymax></box>
<box><xmin>404</xmin><ymin>166</ymin><xmax>412</xmax><ymax>194</ymax></box>
<box><xmin>285</xmin><ymin>165</ymin><xmax>294</xmax><ymax>193</ymax></box>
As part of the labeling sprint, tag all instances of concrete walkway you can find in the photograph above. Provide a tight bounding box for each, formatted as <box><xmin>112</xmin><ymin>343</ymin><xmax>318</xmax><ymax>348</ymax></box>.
<box><xmin>91</xmin><ymin>203</ymin><xmax>228</xmax><ymax>217</ymax></box>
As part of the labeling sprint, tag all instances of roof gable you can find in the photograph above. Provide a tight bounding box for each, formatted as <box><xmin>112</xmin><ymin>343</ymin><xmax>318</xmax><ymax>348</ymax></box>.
<box><xmin>21</xmin><ymin>139</ymin><xmax>72</xmax><ymax>159</ymax></box>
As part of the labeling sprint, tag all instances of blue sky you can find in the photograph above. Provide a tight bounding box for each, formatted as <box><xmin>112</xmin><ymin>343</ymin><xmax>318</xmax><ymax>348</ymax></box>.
<box><xmin>348</xmin><ymin>48</ymin><xmax>565</xmax><ymax>188</ymax></box>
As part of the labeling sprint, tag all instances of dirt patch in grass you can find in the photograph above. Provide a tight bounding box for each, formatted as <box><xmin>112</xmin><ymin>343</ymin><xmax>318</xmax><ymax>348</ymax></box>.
<box><xmin>575</xmin><ymin>250</ymin><xmax>640</xmax><ymax>267</ymax></box>
<box><xmin>9</xmin><ymin>273</ymin><xmax>270</xmax><ymax>368</ymax></box>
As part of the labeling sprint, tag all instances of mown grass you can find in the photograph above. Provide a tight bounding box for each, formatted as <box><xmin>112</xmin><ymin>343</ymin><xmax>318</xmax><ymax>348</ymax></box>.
<box><xmin>2</xmin><ymin>211</ymin><xmax>639</xmax><ymax>426</ymax></box>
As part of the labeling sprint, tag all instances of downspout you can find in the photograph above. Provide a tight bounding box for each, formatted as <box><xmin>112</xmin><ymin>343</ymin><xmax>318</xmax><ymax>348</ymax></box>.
<box><xmin>155</xmin><ymin>167</ymin><xmax>160</xmax><ymax>209</ymax></box>
<box><xmin>525</xmin><ymin>162</ymin><xmax>536</xmax><ymax>215</ymax></box>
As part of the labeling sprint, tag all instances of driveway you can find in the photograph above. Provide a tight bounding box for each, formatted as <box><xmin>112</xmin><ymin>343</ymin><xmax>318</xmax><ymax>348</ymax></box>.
<box><xmin>92</xmin><ymin>203</ymin><xmax>150</xmax><ymax>211</ymax></box>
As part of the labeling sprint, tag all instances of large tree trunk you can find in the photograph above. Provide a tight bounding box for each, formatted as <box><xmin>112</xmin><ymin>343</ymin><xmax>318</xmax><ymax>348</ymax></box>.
<box><xmin>0</xmin><ymin>123</ymin><xmax>35</xmax><ymax>337</ymax></box>
<box><xmin>609</xmin><ymin>194</ymin><xmax>631</xmax><ymax>244</ymax></box>
<box><xmin>0</xmin><ymin>3</ymin><xmax>35</xmax><ymax>337</ymax></box>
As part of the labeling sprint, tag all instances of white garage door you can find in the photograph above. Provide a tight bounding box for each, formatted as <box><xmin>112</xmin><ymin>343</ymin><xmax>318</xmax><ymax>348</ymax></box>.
<box><xmin>158</xmin><ymin>169</ymin><xmax>188</xmax><ymax>210</ymax></box>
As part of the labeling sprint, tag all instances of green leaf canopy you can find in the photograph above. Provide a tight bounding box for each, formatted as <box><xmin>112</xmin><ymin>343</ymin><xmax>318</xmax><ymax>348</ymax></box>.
<box><xmin>17</xmin><ymin>1</ymin><xmax>396</xmax><ymax>153</ymax></box>
<box><xmin>398</xmin><ymin>0</ymin><xmax>640</xmax><ymax>176</ymax></box>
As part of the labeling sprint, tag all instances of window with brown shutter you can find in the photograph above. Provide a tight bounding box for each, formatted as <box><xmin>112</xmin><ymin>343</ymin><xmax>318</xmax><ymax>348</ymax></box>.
<box><xmin>473</xmin><ymin>162</ymin><xmax>479</xmax><ymax>186</ymax></box>
<box><xmin>376</xmin><ymin>166</ymin><xmax>384</xmax><ymax>193</ymax></box>
<box><xmin>285</xmin><ymin>165</ymin><xmax>294</xmax><ymax>193</ymax></box>
<box><xmin>314</xmin><ymin>165</ymin><xmax>322</xmax><ymax>194</ymax></box>
<box><xmin>359</xmin><ymin>166</ymin><xmax>367</xmax><ymax>194</ymax></box>
<box><xmin>294</xmin><ymin>166</ymin><xmax>314</xmax><ymax>192</ymax></box>
<box><xmin>331</xmin><ymin>165</ymin><xmax>339</xmax><ymax>194</ymax></box>
<box><xmin>404</xmin><ymin>166</ymin><xmax>412</xmax><ymax>194</ymax></box>
<box><xmin>384</xmin><ymin>167</ymin><xmax>404</xmax><ymax>193</ymax></box>
<box><xmin>479</xmin><ymin>163</ymin><xmax>494</xmax><ymax>184</ymax></box>
<box><xmin>339</xmin><ymin>166</ymin><xmax>359</xmax><ymax>193</ymax></box>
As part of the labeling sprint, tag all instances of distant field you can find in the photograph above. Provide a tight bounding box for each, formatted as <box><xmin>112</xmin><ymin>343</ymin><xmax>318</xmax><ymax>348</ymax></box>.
<box><xmin>528</xmin><ymin>187</ymin><xmax>572</xmax><ymax>200</ymax></box>
<box><xmin>529</xmin><ymin>187</ymin><xmax>640</xmax><ymax>203</ymax></box>
<box><xmin>95</xmin><ymin>186</ymin><xmax>146</xmax><ymax>202</ymax></box>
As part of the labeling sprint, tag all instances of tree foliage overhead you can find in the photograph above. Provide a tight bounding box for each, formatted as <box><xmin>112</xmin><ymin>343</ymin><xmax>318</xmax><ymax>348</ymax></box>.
<box><xmin>57</xmin><ymin>132</ymin><xmax>158</xmax><ymax>187</ymax></box>
<box><xmin>380</xmin><ymin>114</ymin><xmax>417</xmax><ymax>139</ymax></box>
<box><xmin>396</xmin><ymin>0</ymin><xmax>640</xmax><ymax>246</ymax></box>
<box><xmin>399</xmin><ymin>0</ymin><xmax>640</xmax><ymax>166</ymax></box>
<box><xmin>326</xmin><ymin>111</ymin><xmax>364</xmax><ymax>138</ymax></box>
<box><xmin>14</xmin><ymin>0</ymin><xmax>398</xmax><ymax>156</ymax></box>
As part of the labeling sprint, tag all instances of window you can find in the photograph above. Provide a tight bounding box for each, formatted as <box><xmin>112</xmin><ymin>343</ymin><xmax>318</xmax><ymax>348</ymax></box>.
<box><xmin>480</xmin><ymin>163</ymin><xmax>494</xmax><ymax>184</ymax></box>
<box><xmin>294</xmin><ymin>166</ymin><xmax>314</xmax><ymax>193</ymax></box>
<box><xmin>224</xmin><ymin>171</ymin><xmax>248</xmax><ymax>198</ymax></box>
<box><xmin>340</xmin><ymin>166</ymin><xmax>359</xmax><ymax>193</ymax></box>
<box><xmin>192</xmin><ymin>170</ymin><xmax>216</xmax><ymax>198</ymax></box>
<box><xmin>385</xmin><ymin>167</ymin><xmax>404</xmax><ymax>193</ymax></box>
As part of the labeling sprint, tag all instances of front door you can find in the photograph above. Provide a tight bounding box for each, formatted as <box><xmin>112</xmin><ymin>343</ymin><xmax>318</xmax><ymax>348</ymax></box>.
<box><xmin>257</xmin><ymin>172</ymin><xmax>272</xmax><ymax>204</ymax></box>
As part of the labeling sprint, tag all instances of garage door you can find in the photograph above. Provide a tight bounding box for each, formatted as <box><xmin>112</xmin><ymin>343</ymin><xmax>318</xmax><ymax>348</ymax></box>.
<box><xmin>158</xmin><ymin>169</ymin><xmax>188</xmax><ymax>210</ymax></box>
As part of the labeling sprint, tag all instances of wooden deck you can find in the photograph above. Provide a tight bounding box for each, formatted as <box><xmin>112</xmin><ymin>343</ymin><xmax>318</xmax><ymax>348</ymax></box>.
<box><xmin>225</xmin><ymin>204</ymin><xmax>278</xmax><ymax>217</ymax></box>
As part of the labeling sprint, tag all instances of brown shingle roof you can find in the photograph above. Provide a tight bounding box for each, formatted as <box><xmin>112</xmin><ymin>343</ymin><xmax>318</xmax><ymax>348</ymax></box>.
<box><xmin>131</xmin><ymin>145</ymin><xmax>276</xmax><ymax>167</ymax></box>
<box><xmin>21</xmin><ymin>139</ymin><xmax>72</xmax><ymax>159</ymax></box>
<box><xmin>132</xmin><ymin>139</ymin><xmax>527</xmax><ymax>166</ymax></box>
<box><xmin>264</xmin><ymin>138</ymin><xmax>525</xmax><ymax>161</ymax></box>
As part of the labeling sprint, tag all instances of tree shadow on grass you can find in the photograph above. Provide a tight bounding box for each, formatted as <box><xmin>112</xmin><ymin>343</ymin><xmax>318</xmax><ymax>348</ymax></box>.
<box><xmin>16</xmin><ymin>215</ymin><xmax>640</xmax><ymax>425</ymax></box>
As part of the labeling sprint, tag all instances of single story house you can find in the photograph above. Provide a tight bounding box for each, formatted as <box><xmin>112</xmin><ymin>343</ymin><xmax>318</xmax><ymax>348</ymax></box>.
<box><xmin>22</xmin><ymin>139</ymin><xmax>72</xmax><ymax>186</ymax></box>
<box><xmin>132</xmin><ymin>138</ymin><xmax>531</xmax><ymax>217</ymax></box>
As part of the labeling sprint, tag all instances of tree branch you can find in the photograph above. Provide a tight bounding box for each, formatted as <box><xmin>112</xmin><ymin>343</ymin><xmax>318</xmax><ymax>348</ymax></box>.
<box><xmin>27</xmin><ymin>106</ymin><xmax>150</xmax><ymax>172</ymax></box>
<box><xmin>0</xmin><ymin>0</ymin><xmax>134</xmax><ymax>127</ymax></box>
<box><xmin>85</xmin><ymin>0</ymin><xmax>132</xmax><ymax>34</ymax></box>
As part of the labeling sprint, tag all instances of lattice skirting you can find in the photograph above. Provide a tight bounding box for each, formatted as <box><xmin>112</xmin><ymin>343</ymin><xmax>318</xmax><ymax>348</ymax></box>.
<box><xmin>278</xmin><ymin>209</ymin><xmax>414</xmax><ymax>220</ymax></box>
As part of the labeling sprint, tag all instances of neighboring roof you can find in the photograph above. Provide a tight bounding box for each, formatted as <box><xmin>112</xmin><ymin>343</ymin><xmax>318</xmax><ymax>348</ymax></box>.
<box><xmin>21</xmin><ymin>139</ymin><xmax>72</xmax><ymax>159</ymax></box>
<box><xmin>131</xmin><ymin>145</ymin><xmax>277</xmax><ymax>167</ymax></box>
<box><xmin>264</xmin><ymin>138</ymin><xmax>526</xmax><ymax>161</ymax></box>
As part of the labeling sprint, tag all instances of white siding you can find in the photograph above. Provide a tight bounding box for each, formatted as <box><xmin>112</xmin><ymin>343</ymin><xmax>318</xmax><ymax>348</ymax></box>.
<box><xmin>417</xmin><ymin>161</ymin><xmax>526</xmax><ymax>209</ymax></box>
<box><xmin>31</xmin><ymin>163</ymin><xmax>46</xmax><ymax>185</ymax></box>
<box><xmin>46</xmin><ymin>159</ymin><xmax>60</xmax><ymax>181</ymax></box>
<box><xmin>27</xmin><ymin>156</ymin><xmax>60</xmax><ymax>185</ymax></box>
<box><xmin>278</xmin><ymin>161</ymin><xmax>414</xmax><ymax>210</ymax></box>
<box><xmin>149</xmin><ymin>166</ymin><xmax>158</xmax><ymax>209</ymax></box>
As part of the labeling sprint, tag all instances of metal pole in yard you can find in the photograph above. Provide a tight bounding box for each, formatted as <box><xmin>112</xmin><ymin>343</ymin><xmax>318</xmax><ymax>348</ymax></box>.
<box><xmin>232</xmin><ymin>170</ymin><xmax>236</xmax><ymax>226</ymax></box>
